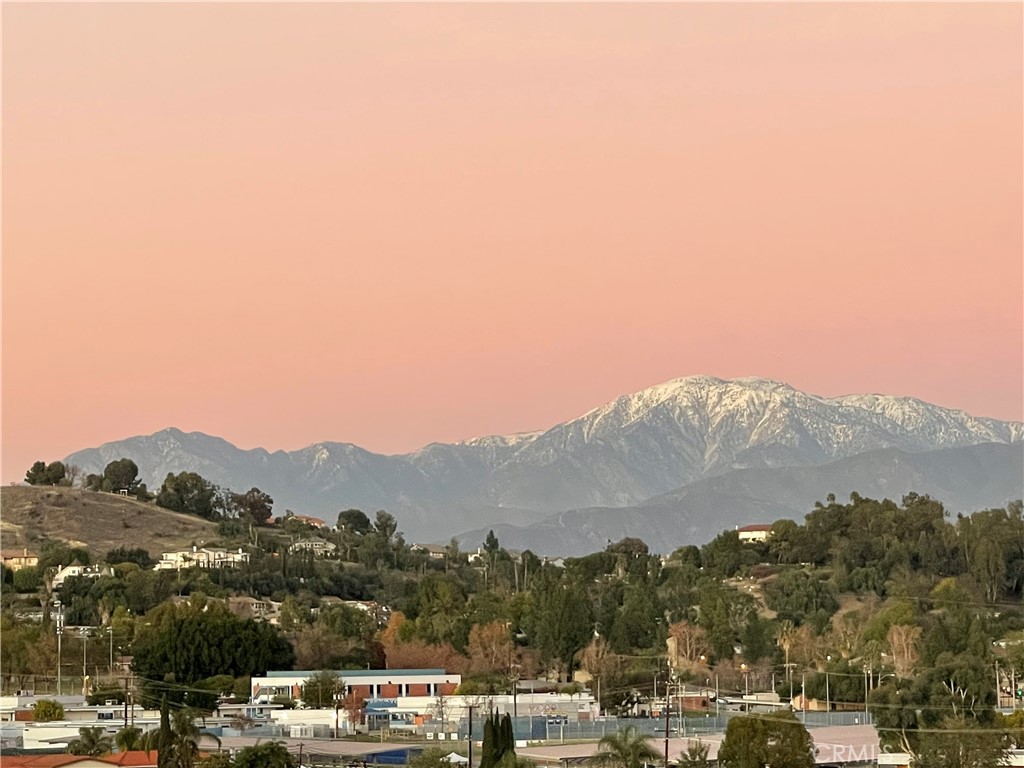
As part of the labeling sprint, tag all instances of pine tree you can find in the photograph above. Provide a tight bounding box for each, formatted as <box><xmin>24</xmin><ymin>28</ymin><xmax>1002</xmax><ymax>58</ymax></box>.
<box><xmin>480</xmin><ymin>715</ymin><xmax>498</xmax><ymax>768</ymax></box>
<box><xmin>156</xmin><ymin>696</ymin><xmax>173</xmax><ymax>768</ymax></box>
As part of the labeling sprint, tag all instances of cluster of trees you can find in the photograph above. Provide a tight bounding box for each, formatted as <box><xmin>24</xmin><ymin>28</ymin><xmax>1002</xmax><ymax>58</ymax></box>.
<box><xmin>84</xmin><ymin>459</ymin><xmax>150</xmax><ymax>499</ymax></box>
<box><xmin>707</xmin><ymin>493</ymin><xmax>1024</xmax><ymax>604</ymax></box>
<box><xmin>24</xmin><ymin>458</ymin><xmax>276</xmax><ymax>527</ymax></box>
<box><xmin>480</xmin><ymin>712</ymin><xmax>518</xmax><ymax>768</ymax></box>
<box><xmin>130</xmin><ymin>598</ymin><xmax>295</xmax><ymax>710</ymax></box>
<box><xmin>25</xmin><ymin>460</ymin><xmax>75</xmax><ymax>486</ymax></box>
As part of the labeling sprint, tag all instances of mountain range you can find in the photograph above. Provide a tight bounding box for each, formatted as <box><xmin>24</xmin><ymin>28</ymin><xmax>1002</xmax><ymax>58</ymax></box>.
<box><xmin>64</xmin><ymin>376</ymin><xmax>1024</xmax><ymax>554</ymax></box>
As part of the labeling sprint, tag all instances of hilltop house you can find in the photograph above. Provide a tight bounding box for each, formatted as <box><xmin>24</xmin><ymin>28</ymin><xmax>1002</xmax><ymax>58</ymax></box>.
<box><xmin>154</xmin><ymin>546</ymin><xmax>250</xmax><ymax>570</ymax></box>
<box><xmin>288</xmin><ymin>539</ymin><xmax>337</xmax><ymax>556</ymax></box>
<box><xmin>1</xmin><ymin>548</ymin><xmax>39</xmax><ymax>572</ymax></box>
<box><xmin>52</xmin><ymin>564</ymin><xmax>113</xmax><ymax>590</ymax></box>
<box><xmin>736</xmin><ymin>524</ymin><xmax>773</xmax><ymax>543</ymax></box>
<box><xmin>411</xmin><ymin>544</ymin><xmax>447</xmax><ymax>560</ymax></box>
<box><xmin>226</xmin><ymin>596</ymin><xmax>280</xmax><ymax>623</ymax></box>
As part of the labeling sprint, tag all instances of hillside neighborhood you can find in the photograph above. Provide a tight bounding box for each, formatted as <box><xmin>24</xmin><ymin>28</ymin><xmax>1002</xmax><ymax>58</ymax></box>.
<box><xmin>2</xmin><ymin>472</ymin><xmax>1023</xmax><ymax>767</ymax></box>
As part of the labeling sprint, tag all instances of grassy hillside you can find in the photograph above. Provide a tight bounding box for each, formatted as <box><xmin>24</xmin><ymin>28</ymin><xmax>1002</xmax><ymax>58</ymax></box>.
<box><xmin>0</xmin><ymin>486</ymin><xmax>217</xmax><ymax>557</ymax></box>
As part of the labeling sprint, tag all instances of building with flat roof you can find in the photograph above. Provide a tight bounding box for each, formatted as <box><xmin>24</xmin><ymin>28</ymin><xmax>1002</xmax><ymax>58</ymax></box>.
<box><xmin>736</xmin><ymin>524</ymin><xmax>773</xmax><ymax>543</ymax></box>
<box><xmin>251</xmin><ymin>669</ymin><xmax>461</xmax><ymax>704</ymax></box>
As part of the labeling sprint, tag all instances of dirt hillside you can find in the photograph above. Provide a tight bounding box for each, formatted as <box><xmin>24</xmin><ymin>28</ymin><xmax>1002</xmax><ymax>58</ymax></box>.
<box><xmin>0</xmin><ymin>486</ymin><xmax>218</xmax><ymax>558</ymax></box>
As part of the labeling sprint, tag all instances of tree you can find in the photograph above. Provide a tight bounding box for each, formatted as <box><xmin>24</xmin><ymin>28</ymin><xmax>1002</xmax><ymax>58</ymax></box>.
<box><xmin>591</xmin><ymin>726</ymin><xmax>660</xmax><ymax>768</ymax></box>
<box><xmin>531</xmin><ymin>575</ymin><xmax>593</xmax><ymax>680</ymax></box>
<box><xmin>480</xmin><ymin>712</ymin><xmax>517</xmax><ymax>768</ymax></box>
<box><xmin>668</xmin><ymin>621</ymin><xmax>710</xmax><ymax>669</ymax></box>
<box><xmin>65</xmin><ymin>464</ymin><xmax>82</xmax><ymax>487</ymax></box>
<box><xmin>764</xmin><ymin>570</ymin><xmax>838</xmax><ymax>626</ymax></box>
<box><xmin>415</xmin><ymin>574</ymin><xmax>468</xmax><ymax>646</ymax></box>
<box><xmin>115</xmin><ymin>725</ymin><xmax>143</xmax><ymax>752</ymax></box>
<box><xmin>301</xmin><ymin>670</ymin><xmax>343</xmax><ymax>708</ymax></box>
<box><xmin>231</xmin><ymin>487</ymin><xmax>274</xmax><ymax>526</ymax></box>
<box><xmin>101</xmin><ymin>459</ymin><xmax>140</xmax><ymax>494</ymax></box>
<box><xmin>483</xmin><ymin>531</ymin><xmax>501</xmax><ymax>571</ymax></box>
<box><xmin>776</xmin><ymin>619</ymin><xmax>796</xmax><ymax>682</ymax></box>
<box><xmin>410</xmin><ymin>748</ymin><xmax>456</xmax><ymax>768</ymax></box>
<box><xmin>338</xmin><ymin>509</ymin><xmax>373</xmax><ymax>534</ymax></box>
<box><xmin>13</xmin><ymin>566</ymin><xmax>42</xmax><ymax>593</ymax></box>
<box><xmin>105</xmin><ymin>547</ymin><xmax>154</xmax><ymax>568</ymax></box>
<box><xmin>234</xmin><ymin>741</ymin><xmax>296</xmax><ymax>768</ymax></box>
<box><xmin>131</xmin><ymin>602</ymin><xmax>295</xmax><ymax>707</ymax></box>
<box><xmin>25</xmin><ymin>461</ymin><xmax>47</xmax><ymax>485</ymax></box>
<box><xmin>887</xmin><ymin>623</ymin><xmax>922</xmax><ymax>679</ymax></box>
<box><xmin>337</xmin><ymin>509</ymin><xmax>372</xmax><ymax>559</ymax></box>
<box><xmin>914</xmin><ymin>717</ymin><xmax>1010</xmax><ymax>768</ymax></box>
<box><xmin>68</xmin><ymin>727</ymin><xmax>113</xmax><ymax>756</ymax></box>
<box><xmin>32</xmin><ymin>699</ymin><xmax>65</xmax><ymax>722</ymax></box>
<box><xmin>25</xmin><ymin>460</ymin><xmax>66</xmax><ymax>486</ymax></box>
<box><xmin>717</xmin><ymin>712</ymin><xmax>815</xmax><ymax>768</ymax></box>
<box><xmin>579</xmin><ymin>636</ymin><xmax>616</xmax><ymax>711</ymax></box>
<box><xmin>677</xmin><ymin>741</ymin><xmax>712</xmax><ymax>768</ymax></box>
<box><xmin>156</xmin><ymin>472</ymin><xmax>221</xmax><ymax>520</ymax></box>
<box><xmin>170</xmin><ymin>708</ymin><xmax>210</xmax><ymax>768</ymax></box>
<box><xmin>468</xmin><ymin>621</ymin><xmax>514</xmax><ymax>675</ymax></box>
<box><xmin>157</xmin><ymin>697</ymin><xmax>174</xmax><ymax>768</ymax></box>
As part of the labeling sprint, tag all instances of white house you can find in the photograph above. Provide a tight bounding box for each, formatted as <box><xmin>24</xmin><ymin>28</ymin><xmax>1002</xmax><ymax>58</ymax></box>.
<box><xmin>411</xmin><ymin>544</ymin><xmax>447</xmax><ymax>560</ymax></box>
<box><xmin>736</xmin><ymin>524</ymin><xmax>773</xmax><ymax>543</ymax></box>
<box><xmin>288</xmin><ymin>539</ymin><xmax>337</xmax><ymax>556</ymax></box>
<box><xmin>154</xmin><ymin>547</ymin><xmax>250</xmax><ymax>570</ymax></box>
<box><xmin>52</xmin><ymin>565</ymin><xmax>113</xmax><ymax>590</ymax></box>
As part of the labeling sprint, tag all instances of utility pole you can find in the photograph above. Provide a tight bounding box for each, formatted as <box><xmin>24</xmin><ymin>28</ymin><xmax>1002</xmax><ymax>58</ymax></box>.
<box><xmin>52</xmin><ymin>600</ymin><xmax>65</xmax><ymax>696</ymax></box>
<box><xmin>1007</xmin><ymin>671</ymin><xmax>1015</xmax><ymax>720</ymax></box>
<box><xmin>467</xmin><ymin>705</ymin><xmax>475</xmax><ymax>768</ymax></box>
<box><xmin>334</xmin><ymin>681</ymin><xmax>341</xmax><ymax>739</ymax></box>
<box><xmin>81</xmin><ymin>628</ymin><xmax>89</xmax><ymax>692</ymax></box>
<box><xmin>679</xmin><ymin>682</ymin><xmax>685</xmax><ymax>739</ymax></box>
<box><xmin>801</xmin><ymin>674</ymin><xmax>806</xmax><ymax>723</ymax></box>
<box><xmin>864</xmin><ymin>669</ymin><xmax>869</xmax><ymax>724</ymax></box>
<box><xmin>663</xmin><ymin>677</ymin><xmax>670</xmax><ymax>768</ymax></box>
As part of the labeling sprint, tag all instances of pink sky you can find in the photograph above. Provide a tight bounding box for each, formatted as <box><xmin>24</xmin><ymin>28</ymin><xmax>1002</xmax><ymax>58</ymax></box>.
<box><xmin>3</xmin><ymin>3</ymin><xmax>1022</xmax><ymax>481</ymax></box>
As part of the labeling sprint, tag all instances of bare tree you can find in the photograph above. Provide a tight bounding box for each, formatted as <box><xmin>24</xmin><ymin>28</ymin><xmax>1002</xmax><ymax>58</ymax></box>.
<box><xmin>667</xmin><ymin>622</ymin><xmax>710</xmax><ymax>669</ymax></box>
<box><xmin>432</xmin><ymin>689</ymin><xmax>454</xmax><ymax>732</ymax></box>
<box><xmin>886</xmin><ymin>624</ymin><xmax>921</xmax><ymax>679</ymax></box>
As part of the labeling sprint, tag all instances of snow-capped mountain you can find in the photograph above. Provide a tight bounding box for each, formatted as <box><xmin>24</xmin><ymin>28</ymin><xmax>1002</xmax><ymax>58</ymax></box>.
<box><xmin>64</xmin><ymin>376</ymin><xmax>1023</xmax><ymax>540</ymax></box>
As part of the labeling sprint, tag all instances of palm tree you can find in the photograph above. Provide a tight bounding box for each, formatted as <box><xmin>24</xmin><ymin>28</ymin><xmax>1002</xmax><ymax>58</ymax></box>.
<box><xmin>169</xmin><ymin>707</ymin><xmax>221</xmax><ymax>768</ymax></box>
<box><xmin>68</xmin><ymin>726</ymin><xmax>113</xmax><ymax>756</ymax></box>
<box><xmin>115</xmin><ymin>725</ymin><xmax>143</xmax><ymax>752</ymax></box>
<box><xmin>776</xmin><ymin>620</ymin><xmax>796</xmax><ymax>682</ymax></box>
<box><xmin>592</xmin><ymin>726</ymin><xmax>660</xmax><ymax>768</ymax></box>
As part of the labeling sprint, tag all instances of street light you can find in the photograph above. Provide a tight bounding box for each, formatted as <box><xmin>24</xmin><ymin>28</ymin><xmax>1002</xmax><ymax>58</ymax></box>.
<box><xmin>740</xmin><ymin>663</ymin><xmax>749</xmax><ymax>696</ymax></box>
<box><xmin>107</xmin><ymin>626</ymin><xmax>114</xmax><ymax>676</ymax></box>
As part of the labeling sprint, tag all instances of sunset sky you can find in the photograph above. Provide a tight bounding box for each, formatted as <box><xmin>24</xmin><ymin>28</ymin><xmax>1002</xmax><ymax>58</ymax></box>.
<box><xmin>3</xmin><ymin>3</ymin><xmax>1022</xmax><ymax>482</ymax></box>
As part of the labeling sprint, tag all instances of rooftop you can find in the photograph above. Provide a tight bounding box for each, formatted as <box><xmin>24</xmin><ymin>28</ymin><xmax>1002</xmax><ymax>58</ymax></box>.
<box><xmin>261</xmin><ymin>669</ymin><xmax>449</xmax><ymax>678</ymax></box>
